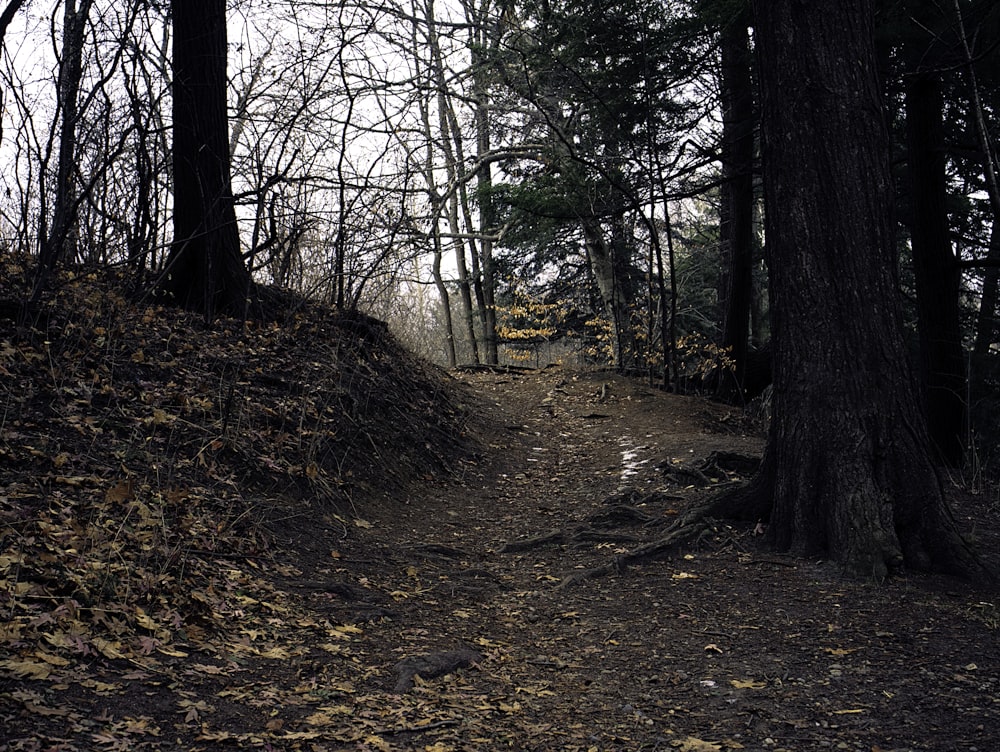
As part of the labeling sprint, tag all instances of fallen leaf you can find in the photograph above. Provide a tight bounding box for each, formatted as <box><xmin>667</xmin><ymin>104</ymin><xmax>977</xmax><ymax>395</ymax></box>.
<box><xmin>729</xmin><ymin>679</ymin><xmax>766</xmax><ymax>689</ymax></box>
<box><xmin>157</xmin><ymin>646</ymin><xmax>189</xmax><ymax>658</ymax></box>
<box><xmin>823</xmin><ymin>647</ymin><xmax>856</xmax><ymax>656</ymax></box>
<box><xmin>25</xmin><ymin>702</ymin><xmax>72</xmax><ymax>717</ymax></box>
<box><xmin>677</xmin><ymin>736</ymin><xmax>721</xmax><ymax>751</ymax></box>
<box><xmin>191</xmin><ymin>663</ymin><xmax>228</xmax><ymax>675</ymax></box>
<box><xmin>305</xmin><ymin>706</ymin><xmax>353</xmax><ymax>725</ymax></box>
<box><xmin>34</xmin><ymin>651</ymin><xmax>70</xmax><ymax>667</ymax></box>
<box><xmin>105</xmin><ymin>478</ymin><xmax>134</xmax><ymax>503</ymax></box>
<box><xmin>0</xmin><ymin>659</ymin><xmax>52</xmax><ymax>679</ymax></box>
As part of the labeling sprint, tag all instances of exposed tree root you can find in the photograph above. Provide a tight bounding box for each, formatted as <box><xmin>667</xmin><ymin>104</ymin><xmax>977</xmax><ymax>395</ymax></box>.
<box><xmin>557</xmin><ymin>518</ymin><xmax>716</xmax><ymax>590</ymax></box>
<box><xmin>556</xmin><ymin>478</ymin><xmax>772</xmax><ymax>590</ymax></box>
<box><xmin>500</xmin><ymin>530</ymin><xmax>566</xmax><ymax>553</ymax></box>
<box><xmin>393</xmin><ymin>648</ymin><xmax>482</xmax><ymax>693</ymax></box>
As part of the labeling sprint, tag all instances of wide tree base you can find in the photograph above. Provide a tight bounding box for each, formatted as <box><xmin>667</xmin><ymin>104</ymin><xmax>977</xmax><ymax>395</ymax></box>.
<box><xmin>555</xmin><ymin>467</ymin><xmax>995</xmax><ymax>591</ymax></box>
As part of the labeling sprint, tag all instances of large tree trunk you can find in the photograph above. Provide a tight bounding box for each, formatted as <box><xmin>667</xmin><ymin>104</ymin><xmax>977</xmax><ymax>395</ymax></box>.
<box><xmin>164</xmin><ymin>0</ymin><xmax>251</xmax><ymax>320</ymax></box>
<box><xmin>905</xmin><ymin>71</ymin><xmax>967</xmax><ymax>467</ymax></box>
<box><xmin>750</xmin><ymin>0</ymin><xmax>985</xmax><ymax>580</ymax></box>
<box><xmin>717</xmin><ymin>6</ymin><xmax>755</xmax><ymax>402</ymax></box>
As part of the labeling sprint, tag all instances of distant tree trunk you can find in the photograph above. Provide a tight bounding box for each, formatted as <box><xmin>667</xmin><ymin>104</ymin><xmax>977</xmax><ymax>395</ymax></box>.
<box><xmin>33</xmin><ymin>0</ymin><xmax>92</xmax><ymax>301</ymax></box>
<box><xmin>717</xmin><ymin>5</ymin><xmax>755</xmax><ymax>401</ymax></box>
<box><xmin>431</xmin><ymin>236</ymin><xmax>457</xmax><ymax>367</ymax></box>
<box><xmin>475</xmin><ymin>120</ymin><xmax>499</xmax><ymax>365</ymax></box>
<box><xmin>584</xmin><ymin>216</ymin><xmax>636</xmax><ymax>369</ymax></box>
<box><xmin>973</xmin><ymin>223</ymin><xmax>1000</xmax><ymax>355</ymax></box>
<box><xmin>464</xmin><ymin>0</ymin><xmax>500</xmax><ymax>365</ymax></box>
<box><xmin>748</xmin><ymin>0</ymin><xmax>985</xmax><ymax>580</ymax></box>
<box><xmin>426</xmin><ymin>0</ymin><xmax>479</xmax><ymax>363</ymax></box>
<box><xmin>905</xmin><ymin>71</ymin><xmax>967</xmax><ymax>467</ymax></box>
<box><xmin>164</xmin><ymin>0</ymin><xmax>252</xmax><ymax>320</ymax></box>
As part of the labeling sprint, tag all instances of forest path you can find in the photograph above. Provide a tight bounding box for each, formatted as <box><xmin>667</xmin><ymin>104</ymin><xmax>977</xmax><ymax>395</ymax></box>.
<box><xmin>304</xmin><ymin>368</ymin><xmax>999</xmax><ymax>752</ymax></box>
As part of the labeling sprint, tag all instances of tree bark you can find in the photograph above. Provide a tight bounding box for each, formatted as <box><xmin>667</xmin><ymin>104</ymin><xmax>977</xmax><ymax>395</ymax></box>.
<box><xmin>717</xmin><ymin>6</ymin><xmax>755</xmax><ymax>401</ymax></box>
<box><xmin>905</xmin><ymin>71</ymin><xmax>967</xmax><ymax>467</ymax></box>
<box><xmin>751</xmin><ymin>0</ymin><xmax>985</xmax><ymax>580</ymax></box>
<box><xmin>164</xmin><ymin>0</ymin><xmax>252</xmax><ymax>320</ymax></box>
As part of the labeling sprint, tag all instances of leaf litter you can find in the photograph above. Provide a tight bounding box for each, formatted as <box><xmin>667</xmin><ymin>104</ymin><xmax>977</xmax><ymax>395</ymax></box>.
<box><xmin>1</xmin><ymin>269</ymin><xmax>999</xmax><ymax>751</ymax></box>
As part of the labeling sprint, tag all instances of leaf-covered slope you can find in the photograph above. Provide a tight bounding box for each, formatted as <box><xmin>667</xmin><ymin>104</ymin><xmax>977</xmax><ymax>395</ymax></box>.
<box><xmin>0</xmin><ymin>269</ymin><xmax>479</xmax><ymax>684</ymax></box>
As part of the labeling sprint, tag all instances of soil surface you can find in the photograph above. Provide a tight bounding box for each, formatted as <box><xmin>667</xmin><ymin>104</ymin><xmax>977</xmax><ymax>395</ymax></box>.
<box><xmin>2</xmin><ymin>283</ymin><xmax>1000</xmax><ymax>751</ymax></box>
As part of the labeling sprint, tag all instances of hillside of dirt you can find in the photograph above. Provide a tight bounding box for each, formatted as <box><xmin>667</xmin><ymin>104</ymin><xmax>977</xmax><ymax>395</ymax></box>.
<box><xmin>2</xmin><ymin>273</ymin><xmax>1000</xmax><ymax>752</ymax></box>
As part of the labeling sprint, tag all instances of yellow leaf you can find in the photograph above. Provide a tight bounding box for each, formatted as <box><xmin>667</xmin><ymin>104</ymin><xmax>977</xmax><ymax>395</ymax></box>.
<box><xmin>305</xmin><ymin>706</ymin><xmax>353</xmax><ymax>725</ymax></box>
<box><xmin>832</xmin><ymin>709</ymin><xmax>866</xmax><ymax>715</ymax></box>
<box><xmin>729</xmin><ymin>679</ymin><xmax>766</xmax><ymax>689</ymax></box>
<box><xmin>0</xmin><ymin>658</ymin><xmax>52</xmax><ymax>679</ymax></box>
<box><xmin>353</xmin><ymin>518</ymin><xmax>373</xmax><ymax>529</ymax></box>
<box><xmin>328</xmin><ymin>624</ymin><xmax>363</xmax><ymax>639</ymax></box>
<box><xmin>823</xmin><ymin>647</ymin><xmax>856</xmax><ymax>656</ymax></box>
<box><xmin>672</xmin><ymin>572</ymin><xmax>698</xmax><ymax>579</ymax></box>
<box><xmin>91</xmin><ymin>637</ymin><xmax>126</xmax><ymax>660</ymax></box>
<box><xmin>34</xmin><ymin>651</ymin><xmax>70</xmax><ymax>667</ymax></box>
<box><xmin>677</xmin><ymin>737</ymin><xmax>722</xmax><ymax>751</ymax></box>
<box><xmin>135</xmin><ymin>607</ymin><xmax>157</xmax><ymax>631</ymax></box>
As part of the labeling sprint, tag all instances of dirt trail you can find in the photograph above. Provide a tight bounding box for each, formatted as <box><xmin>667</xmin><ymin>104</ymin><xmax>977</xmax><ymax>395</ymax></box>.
<box><xmin>297</xmin><ymin>368</ymin><xmax>1000</xmax><ymax>752</ymax></box>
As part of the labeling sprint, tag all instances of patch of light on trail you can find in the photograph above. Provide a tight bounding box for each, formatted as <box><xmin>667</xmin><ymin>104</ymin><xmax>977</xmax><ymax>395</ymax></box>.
<box><xmin>618</xmin><ymin>436</ymin><xmax>649</xmax><ymax>488</ymax></box>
